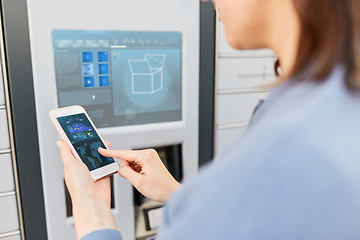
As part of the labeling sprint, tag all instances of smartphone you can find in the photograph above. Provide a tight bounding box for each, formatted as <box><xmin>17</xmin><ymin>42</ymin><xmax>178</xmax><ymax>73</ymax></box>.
<box><xmin>49</xmin><ymin>105</ymin><xmax>119</xmax><ymax>181</ymax></box>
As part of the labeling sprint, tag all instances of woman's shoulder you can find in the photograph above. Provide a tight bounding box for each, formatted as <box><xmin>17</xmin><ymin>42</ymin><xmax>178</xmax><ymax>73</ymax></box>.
<box><xmin>249</xmin><ymin>65</ymin><xmax>360</xmax><ymax>152</ymax></box>
<box><xmin>162</xmin><ymin>114</ymin><xmax>360</xmax><ymax>239</ymax></box>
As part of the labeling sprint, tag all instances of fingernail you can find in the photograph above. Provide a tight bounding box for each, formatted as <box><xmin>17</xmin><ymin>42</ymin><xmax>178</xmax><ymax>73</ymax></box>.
<box><xmin>56</xmin><ymin>141</ymin><xmax>61</xmax><ymax>147</ymax></box>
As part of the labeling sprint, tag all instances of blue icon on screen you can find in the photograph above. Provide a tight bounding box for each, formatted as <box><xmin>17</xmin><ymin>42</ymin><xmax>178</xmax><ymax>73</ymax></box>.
<box><xmin>83</xmin><ymin>64</ymin><xmax>94</xmax><ymax>75</ymax></box>
<box><xmin>84</xmin><ymin>76</ymin><xmax>94</xmax><ymax>87</ymax></box>
<box><xmin>98</xmin><ymin>51</ymin><xmax>108</xmax><ymax>62</ymax></box>
<box><xmin>82</xmin><ymin>52</ymin><xmax>93</xmax><ymax>62</ymax></box>
<box><xmin>99</xmin><ymin>64</ymin><xmax>109</xmax><ymax>74</ymax></box>
<box><xmin>99</xmin><ymin>76</ymin><xmax>110</xmax><ymax>87</ymax></box>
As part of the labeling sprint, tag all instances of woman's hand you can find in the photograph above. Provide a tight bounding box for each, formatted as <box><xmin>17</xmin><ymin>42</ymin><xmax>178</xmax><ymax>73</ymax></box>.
<box><xmin>57</xmin><ymin>140</ymin><xmax>117</xmax><ymax>240</ymax></box>
<box><xmin>99</xmin><ymin>148</ymin><xmax>181</xmax><ymax>203</ymax></box>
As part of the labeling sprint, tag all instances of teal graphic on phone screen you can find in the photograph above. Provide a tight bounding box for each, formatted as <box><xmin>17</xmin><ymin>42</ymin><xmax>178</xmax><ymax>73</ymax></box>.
<box><xmin>57</xmin><ymin>113</ymin><xmax>115</xmax><ymax>171</ymax></box>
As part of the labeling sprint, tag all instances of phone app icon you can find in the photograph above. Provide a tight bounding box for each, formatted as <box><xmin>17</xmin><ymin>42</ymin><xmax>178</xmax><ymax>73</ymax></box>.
<box><xmin>77</xmin><ymin>132</ymin><xmax>88</xmax><ymax>140</ymax></box>
<box><xmin>87</xmin><ymin>132</ymin><xmax>94</xmax><ymax>138</ymax></box>
<box><xmin>68</xmin><ymin>125</ymin><xmax>73</xmax><ymax>133</ymax></box>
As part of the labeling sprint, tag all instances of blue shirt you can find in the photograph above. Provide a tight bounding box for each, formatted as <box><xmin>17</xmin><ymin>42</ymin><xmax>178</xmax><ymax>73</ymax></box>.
<box><xmin>82</xmin><ymin>65</ymin><xmax>360</xmax><ymax>240</ymax></box>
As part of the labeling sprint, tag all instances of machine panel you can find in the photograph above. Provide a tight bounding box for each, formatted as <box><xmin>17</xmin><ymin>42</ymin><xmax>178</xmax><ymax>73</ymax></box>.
<box><xmin>26</xmin><ymin>0</ymin><xmax>200</xmax><ymax>239</ymax></box>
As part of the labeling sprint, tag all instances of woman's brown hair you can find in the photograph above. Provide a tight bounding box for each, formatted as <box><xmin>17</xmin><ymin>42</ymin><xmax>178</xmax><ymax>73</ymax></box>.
<box><xmin>277</xmin><ymin>0</ymin><xmax>360</xmax><ymax>90</ymax></box>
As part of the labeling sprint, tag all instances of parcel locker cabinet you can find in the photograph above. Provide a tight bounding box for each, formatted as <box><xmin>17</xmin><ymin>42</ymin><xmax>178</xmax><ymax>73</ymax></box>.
<box><xmin>0</xmin><ymin>0</ymin><xmax>217</xmax><ymax>239</ymax></box>
<box><xmin>1</xmin><ymin>0</ymin><xmax>46</xmax><ymax>239</ymax></box>
<box><xmin>0</xmin><ymin>3</ymin><xmax>23</xmax><ymax>239</ymax></box>
<box><xmin>214</xmin><ymin>19</ymin><xmax>277</xmax><ymax>156</ymax></box>
<box><xmin>0</xmin><ymin>74</ymin><xmax>22</xmax><ymax>239</ymax></box>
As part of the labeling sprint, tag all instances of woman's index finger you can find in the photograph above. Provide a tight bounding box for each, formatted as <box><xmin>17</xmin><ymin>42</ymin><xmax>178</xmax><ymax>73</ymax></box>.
<box><xmin>99</xmin><ymin>148</ymin><xmax>143</xmax><ymax>163</ymax></box>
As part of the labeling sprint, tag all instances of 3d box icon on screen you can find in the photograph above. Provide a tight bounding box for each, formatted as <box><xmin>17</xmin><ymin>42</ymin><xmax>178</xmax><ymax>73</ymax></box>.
<box><xmin>128</xmin><ymin>54</ymin><xmax>165</xmax><ymax>94</ymax></box>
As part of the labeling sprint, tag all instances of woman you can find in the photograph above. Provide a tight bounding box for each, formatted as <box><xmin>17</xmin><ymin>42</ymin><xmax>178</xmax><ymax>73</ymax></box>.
<box><xmin>58</xmin><ymin>0</ymin><xmax>360</xmax><ymax>239</ymax></box>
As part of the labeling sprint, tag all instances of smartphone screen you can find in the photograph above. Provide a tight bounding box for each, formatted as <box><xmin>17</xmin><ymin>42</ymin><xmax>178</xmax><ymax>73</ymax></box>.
<box><xmin>57</xmin><ymin>113</ymin><xmax>115</xmax><ymax>171</ymax></box>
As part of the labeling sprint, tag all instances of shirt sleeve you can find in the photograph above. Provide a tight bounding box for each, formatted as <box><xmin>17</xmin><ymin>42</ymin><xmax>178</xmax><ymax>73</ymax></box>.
<box><xmin>80</xmin><ymin>229</ymin><xmax>122</xmax><ymax>240</ymax></box>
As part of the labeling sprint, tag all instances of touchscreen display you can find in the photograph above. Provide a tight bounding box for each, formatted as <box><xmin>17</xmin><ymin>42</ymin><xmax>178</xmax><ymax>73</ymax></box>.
<box><xmin>57</xmin><ymin>113</ymin><xmax>115</xmax><ymax>171</ymax></box>
<box><xmin>52</xmin><ymin>30</ymin><xmax>182</xmax><ymax>128</ymax></box>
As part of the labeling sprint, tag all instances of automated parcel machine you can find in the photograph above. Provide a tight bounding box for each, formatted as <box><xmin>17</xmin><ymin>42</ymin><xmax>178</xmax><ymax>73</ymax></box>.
<box><xmin>9</xmin><ymin>0</ymin><xmax>201</xmax><ymax>239</ymax></box>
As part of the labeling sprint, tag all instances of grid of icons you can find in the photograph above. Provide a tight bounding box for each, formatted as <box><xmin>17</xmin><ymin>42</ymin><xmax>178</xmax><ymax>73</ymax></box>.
<box><xmin>82</xmin><ymin>51</ymin><xmax>110</xmax><ymax>88</ymax></box>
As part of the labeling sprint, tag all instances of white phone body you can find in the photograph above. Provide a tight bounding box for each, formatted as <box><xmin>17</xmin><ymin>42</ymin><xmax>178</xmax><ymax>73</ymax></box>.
<box><xmin>49</xmin><ymin>105</ymin><xmax>119</xmax><ymax>181</ymax></box>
